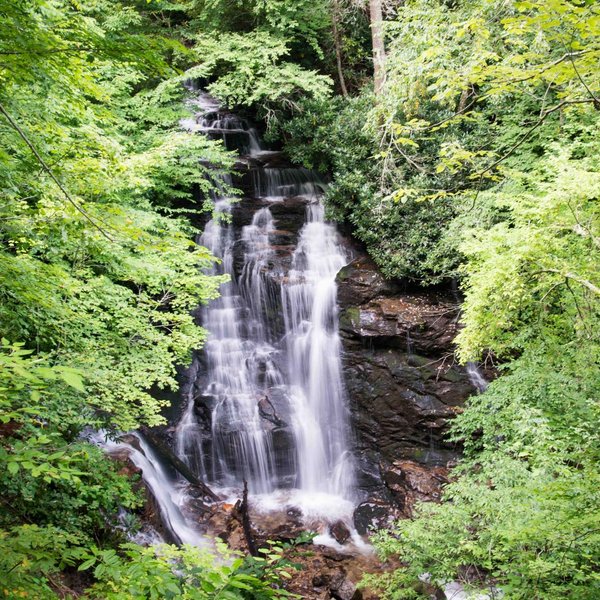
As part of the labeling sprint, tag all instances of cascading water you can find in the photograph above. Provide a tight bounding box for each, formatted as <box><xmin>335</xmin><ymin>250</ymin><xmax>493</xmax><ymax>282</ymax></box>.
<box><xmin>252</xmin><ymin>168</ymin><xmax>326</xmax><ymax>201</ymax></box>
<box><xmin>282</xmin><ymin>202</ymin><xmax>353</xmax><ymax>498</ymax></box>
<box><xmin>467</xmin><ymin>362</ymin><xmax>489</xmax><ymax>393</ymax></box>
<box><xmin>94</xmin><ymin>432</ymin><xmax>205</xmax><ymax>547</ymax></box>
<box><xmin>176</xmin><ymin>92</ymin><xmax>356</xmax><ymax>523</ymax></box>
<box><xmin>182</xmin><ymin>93</ymin><xmax>264</xmax><ymax>155</ymax></box>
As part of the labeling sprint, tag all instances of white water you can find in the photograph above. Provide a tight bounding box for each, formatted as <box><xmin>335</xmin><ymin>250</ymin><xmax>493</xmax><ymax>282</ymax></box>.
<box><xmin>95</xmin><ymin>432</ymin><xmax>206</xmax><ymax>547</ymax></box>
<box><xmin>175</xmin><ymin>94</ymin><xmax>356</xmax><ymax>524</ymax></box>
<box><xmin>181</xmin><ymin>92</ymin><xmax>263</xmax><ymax>155</ymax></box>
<box><xmin>252</xmin><ymin>168</ymin><xmax>327</xmax><ymax>201</ymax></box>
<box><xmin>467</xmin><ymin>362</ymin><xmax>489</xmax><ymax>393</ymax></box>
<box><xmin>93</xmin><ymin>92</ymin><xmax>360</xmax><ymax>549</ymax></box>
<box><xmin>282</xmin><ymin>202</ymin><xmax>354</xmax><ymax>497</ymax></box>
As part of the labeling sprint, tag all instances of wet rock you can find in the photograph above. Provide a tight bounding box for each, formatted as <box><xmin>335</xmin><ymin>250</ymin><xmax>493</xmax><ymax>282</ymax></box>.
<box><xmin>193</xmin><ymin>394</ymin><xmax>217</xmax><ymax>428</ymax></box>
<box><xmin>339</xmin><ymin>294</ymin><xmax>461</xmax><ymax>355</ymax></box>
<box><xmin>337</xmin><ymin>251</ymin><xmax>474</xmax><ymax>516</ymax></box>
<box><xmin>337</xmin><ymin>257</ymin><xmax>400</xmax><ymax>307</ymax></box>
<box><xmin>353</xmin><ymin>500</ymin><xmax>402</xmax><ymax>535</ymax></box>
<box><xmin>345</xmin><ymin>350</ymin><xmax>464</xmax><ymax>466</ymax></box>
<box><xmin>269</xmin><ymin>196</ymin><xmax>310</xmax><ymax>233</ymax></box>
<box><xmin>312</xmin><ymin>572</ymin><xmax>331</xmax><ymax>589</ymax></box>
<box><xmin>337</xmin><ymin>257</ymin><xmax>463</xmax><ymax>355</ymax></box>
<box><xmin>383</xmin><ymin>460</ymin><xmax>449</xmax><ymax>513</ymax></box>
<box><xmin>330</xmin><ymin>520</ymin><xmax>352</xmax><ymax>545</ymax></box>
<box><xmin>118</xmin><ymin>434</ymin><xmax>143</xmax><ymax>453</ymax></box>
<box><xmin>317</xmin><ymin>546</ymin><xmax>350</xmax><ymax>562</ymax></box>
<box><xmin>353</xmin><ymin>452</ymin><xmax>383</xmax><ymax>493</ymax></box>
<box><xmin>250</xmin><ymin>506</ymin><xmax>307</xmax><ymax>543</ymax></box>
<box><xmin>258</xmin><ymin>395</ymin><xmax>287</xmax><ymax>427</ymax></box>
<box><xmin>332</xmin><ymin>578</ymin><xmax>362</xmax><ymax>600</ymax></box>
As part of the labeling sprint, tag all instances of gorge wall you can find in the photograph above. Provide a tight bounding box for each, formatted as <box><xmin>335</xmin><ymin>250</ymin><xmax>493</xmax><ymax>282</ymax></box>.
<box><xmin>180</xmin><ymin>144</ymin><xmax>478</xmax><ymax>534</ymax></box>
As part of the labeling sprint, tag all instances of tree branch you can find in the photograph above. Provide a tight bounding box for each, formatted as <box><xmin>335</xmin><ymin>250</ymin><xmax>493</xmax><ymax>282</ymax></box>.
<box><xmin>532</xmin><ymin>269</ymin><xmax>600</xmax><ymax>297</ymax></box>
<box><xmin>0</xmin><ymin>102</ymin><xmax>113</xmax><ymax>240</ymax></box>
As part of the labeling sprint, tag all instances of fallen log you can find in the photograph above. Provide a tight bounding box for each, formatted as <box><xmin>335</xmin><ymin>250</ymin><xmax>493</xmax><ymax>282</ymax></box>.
<box><xmin>138</xmin><ymin>426</ymin><xmax>221</xmax><ymax>503</ymax></box>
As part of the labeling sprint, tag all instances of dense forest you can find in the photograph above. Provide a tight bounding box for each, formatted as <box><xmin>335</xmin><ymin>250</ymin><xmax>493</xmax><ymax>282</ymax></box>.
<box><xmin>0</xmin><ymin>0</ymin><xmax>599</xmax><ymax>598</ymax></box>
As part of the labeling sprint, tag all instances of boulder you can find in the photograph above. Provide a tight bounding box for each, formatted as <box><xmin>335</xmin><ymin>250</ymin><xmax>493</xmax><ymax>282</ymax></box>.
<box><xmin>330</xmin><ymin>520</ymin><xmax>352</xmax><ymax>545</ymax></box>
<box><xmin>338</xmin><ymin>259</ymin><xmax>461</xmax><ymax>355</ymax></box>
<box><xmin>353</xmin><ymin>499</ymin><xmax>404</xmax><ymax>535</ymax></box>
<box><xmin>332</xmin><ymin>577</ymin><xmax>362</xmax><ymax>600</ymax></box>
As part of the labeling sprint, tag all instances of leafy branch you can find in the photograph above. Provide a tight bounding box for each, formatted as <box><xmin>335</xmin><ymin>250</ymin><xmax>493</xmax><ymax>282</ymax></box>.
<box><xmin>0</xmin><ymin>102</ymin><xmax>114</xmax><ymax>241</ymax></box>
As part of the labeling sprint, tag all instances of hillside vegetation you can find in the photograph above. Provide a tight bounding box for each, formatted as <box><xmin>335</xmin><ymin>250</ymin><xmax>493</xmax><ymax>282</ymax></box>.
<box><xmin>1</xmin><ymin>1</ymin><xmax>599</xmax><ymax>598</ymax></box>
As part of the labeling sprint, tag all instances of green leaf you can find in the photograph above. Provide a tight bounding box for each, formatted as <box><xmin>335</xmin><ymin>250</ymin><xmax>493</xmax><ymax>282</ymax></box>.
<box><xmin>59</xmin><ymin>370</ymin><xmax>85</xmax><ymax>392</ymax></box>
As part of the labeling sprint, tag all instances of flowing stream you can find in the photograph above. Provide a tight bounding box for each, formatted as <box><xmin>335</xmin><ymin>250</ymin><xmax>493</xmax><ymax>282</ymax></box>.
<box><xmin>159</xmin><ymin>92</ymin><xmax>357</xmax><ymax>543</ymax></box>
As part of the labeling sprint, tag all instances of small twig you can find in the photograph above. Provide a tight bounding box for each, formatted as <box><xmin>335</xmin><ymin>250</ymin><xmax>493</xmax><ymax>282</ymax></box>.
<box><xmin>568</xmin><ymin>51</ymin><xmax>600</xmax><ymax>108</ymax></box>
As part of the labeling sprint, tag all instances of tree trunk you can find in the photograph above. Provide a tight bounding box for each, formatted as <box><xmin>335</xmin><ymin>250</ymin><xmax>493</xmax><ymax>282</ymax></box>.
<box><xmin>369</xmin><ymin>0</ymin><xmax>386</xmax><ymax>95</ymax></box>
<box><xmin>331</xmin><ymin>0</ymin><xmax>349</xmax><ymax>97</ymax></box>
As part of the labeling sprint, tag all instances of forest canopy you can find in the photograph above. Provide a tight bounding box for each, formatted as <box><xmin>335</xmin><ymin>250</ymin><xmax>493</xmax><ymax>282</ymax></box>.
<box><xmin>1</xmin><ymin>0</ymin><xmax>599</xmax><ymax>598</ymax></box>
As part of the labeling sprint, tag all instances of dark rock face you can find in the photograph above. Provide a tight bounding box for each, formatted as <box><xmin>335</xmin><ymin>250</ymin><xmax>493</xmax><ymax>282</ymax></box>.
<box><xmin>231</xmin><ymin>194</ymin><xmax>307</xmax><ymax>283</ymax></box>
<box><xmin>338</xmin><ymin>255</ymin><xmax>476</xmax><ymax>518</ymax></box>
<box><xmin>338</xmin><ymin>257</ymin><xmax>460</xmax><ymax>353</ymax></box>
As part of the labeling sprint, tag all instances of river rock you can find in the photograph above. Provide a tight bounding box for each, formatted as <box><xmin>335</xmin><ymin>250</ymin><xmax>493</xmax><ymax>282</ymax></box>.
<box><xmin>331</xmin><ymin>576</ymin><xmax>362</xmax><ymax>600</ymax></box>
<box><xmin>330</xmin><ymin>520</ymin><xmax>352</xmax><ymax>545</ymax></box>
<box><xmin>353</xmin><ymin>500</ymin><xmax>403</xmax><ymax>535</ymax></box>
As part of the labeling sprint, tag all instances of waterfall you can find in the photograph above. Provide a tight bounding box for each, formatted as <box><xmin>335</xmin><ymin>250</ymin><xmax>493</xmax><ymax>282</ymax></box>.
<box><xmin>467</xmin><ymin>362</ymin><xmax>489</xmax><ymax>393</ymax></box>
<box><xmin>176</xmin><ymin>92</ymin><xmax>355</xmax><ymax>518</ymax></box>
<box><xmin>93</xmin><ymin>432</ymin><xmax>206</xmax><ymax>547</ymax></box>
<box><xmin>282</xmin><ymin>203</ymin><xmax>353</xmax><ymax>497</ymax></box>
<box><xmin>181</xmin><ymin>93</ymin><xmax>263</xmax><ymax>155</ymax></box>
<box><xmin>252</xmin><ymin>168</ymin><xmax>327</xmax><ymax>201</ymax></box>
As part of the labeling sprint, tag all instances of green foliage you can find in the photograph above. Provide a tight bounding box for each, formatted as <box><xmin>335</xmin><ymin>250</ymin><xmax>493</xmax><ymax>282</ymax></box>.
<box><xmin>272</xmin><ymin>0</ymin><xmax>600</xmax><ymax>597</ymax></box>
<box><xmin>456</xmin><ymin>137</ymin><xmax>600</xmax><ymax>361</ymax></box>
<box><xmin>359</xmin><ymin>3</ymin><xmax>600</xmax><ymax>597</ymax></box>
<box><xmin>374</xmin><ymin>0</ymin><xmax>600</xmax><ymax>199</ymax></box>
<box><xmin>184</xmin><ymin>0</ymin><xmax>331</xmax><ymax>54</ymax></box>
<box><xmin>0</xmin><ymin>341</ymin><xmax>142</xmax><ymax>597</ymax></box>
<box><xmin>172</xmin><ymin>0</ymin><xmax>334</xmax><ymax>114</ymax></box>
<box><xmin>366</xmin><ymin>345</ymin><xmax>600</xmax><ymax>599</ymax></box>
<box><xmin>187</xmin><ymin>31</ymin><xmax>332</xmax><ymax>111</ymax></box>
<box><xmin>2</xmin><ymin>0</ymin><xmax>599</xmax><ymax>599</ymax></box>
<box><xmin>81</xmin><ymin>541</ymin><xmax>299</xmax><ymax>599</ymax></box>
<box><xmin>0</xmin><ymin>525</ymin><xmax>88</xmax><ymax>599</ymax></box>
<box><xmin>0</xmin><ymin>1</ymin><xmax>250</xmax><ymax>597</ymax></box>
<box><xmin>0</xmin><ymin>0</ymin><xmax>233</xmax><ymax>431</ymax></box>
<box><xmin>282</xmin><ymin>0</ymin><xmax>600</xmax><ymax>283</ymax></box>
<box><xmin>282</xmin><ymin>92</ymin><xmax>460</xmax><ymax>284</ymax></box>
